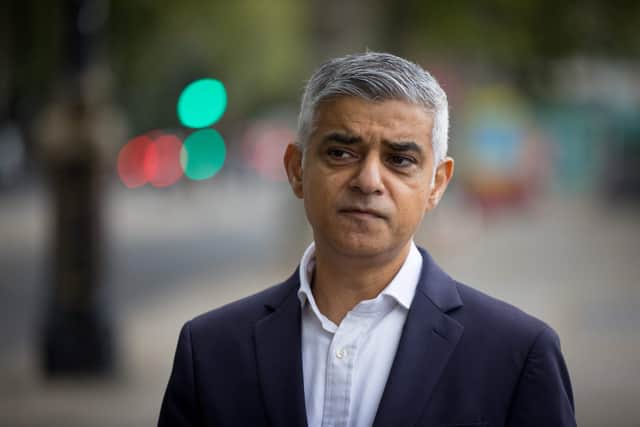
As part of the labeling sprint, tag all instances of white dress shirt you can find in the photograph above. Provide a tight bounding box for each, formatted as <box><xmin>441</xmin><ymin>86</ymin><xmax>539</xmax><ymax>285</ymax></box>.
<box><xmin>298</xmin><ymin>241</ymin><xmax>423</xmax><ymax>427</ymax></box>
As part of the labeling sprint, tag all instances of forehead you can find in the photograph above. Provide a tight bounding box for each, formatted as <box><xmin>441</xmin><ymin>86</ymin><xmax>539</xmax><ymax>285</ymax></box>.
<box><xmin>312</xmin><ymin>96</ymin><xmax>434</xmax><ymax>142</ymax></box>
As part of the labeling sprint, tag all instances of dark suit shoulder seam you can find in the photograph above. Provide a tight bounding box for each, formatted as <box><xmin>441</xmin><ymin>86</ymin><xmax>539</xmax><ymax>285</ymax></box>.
<box><xmin>525</xmin><ymin>324</ymin><xmax>552</xmax><ymax>359</ymax></box>
<box><xmin>504</xmin><ymin>324</ymin><xmax>551</xmax><ymax>423</ymax></box>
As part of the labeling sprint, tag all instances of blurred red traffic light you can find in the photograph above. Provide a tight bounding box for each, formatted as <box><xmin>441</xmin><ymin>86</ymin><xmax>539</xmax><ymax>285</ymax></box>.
<box><xmin>117</xmin><ymin>133</ymin><xmax>184</xmax><ymax>188</ymax></box>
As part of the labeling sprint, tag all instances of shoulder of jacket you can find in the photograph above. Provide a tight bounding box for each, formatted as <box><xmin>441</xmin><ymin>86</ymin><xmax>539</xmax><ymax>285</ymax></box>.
<box><xmin>453</xmin><ymin>281</ymin><xmax>552</xmax><ymax>340</ymax></box>
<box><xmin>188</xmin><ymin>276</ymin><xmax>297</xmax><ymax>333</ymax></box>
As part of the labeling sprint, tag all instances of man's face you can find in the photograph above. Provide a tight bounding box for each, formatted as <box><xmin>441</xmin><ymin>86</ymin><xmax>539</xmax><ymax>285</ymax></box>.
<box><xmin>285</xmin><ymin>96</ymin><xmax>453</xmax><ymax>261</ymax></box>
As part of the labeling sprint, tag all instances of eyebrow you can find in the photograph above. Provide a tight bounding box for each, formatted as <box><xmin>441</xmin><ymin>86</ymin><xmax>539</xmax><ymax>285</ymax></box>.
<box><xmin>385</xmin><ymin>141</ymin><xmax>423</xmax><ymax>155</ymax></box>
<box><xmin>322</xmin><ymin>132</ymin><xmax>362</xmax><ymax>145</ymax></box>
<box><xmin>321</xmin><ymin>132</ymin><xmax>424</xmax><ymax>156</ymax></box>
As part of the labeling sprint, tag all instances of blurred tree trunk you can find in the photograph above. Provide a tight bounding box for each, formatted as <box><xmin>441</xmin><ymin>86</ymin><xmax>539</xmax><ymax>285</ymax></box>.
<box><xmin>38</xmin><ymin>0</ymin><xmax>116</xmax><ymax>377</ymax></box>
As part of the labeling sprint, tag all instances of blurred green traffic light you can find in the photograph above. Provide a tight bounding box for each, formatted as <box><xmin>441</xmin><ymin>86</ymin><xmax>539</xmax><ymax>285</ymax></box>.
<box><xmin>177</xmin><ymin>79</ymin><xmax>227</xmax><ymax>128</ymax></box>
<box><xmin>181</xmin><ymin>128</ymin><xmax>226</xmax><ymax>180</ymax></box>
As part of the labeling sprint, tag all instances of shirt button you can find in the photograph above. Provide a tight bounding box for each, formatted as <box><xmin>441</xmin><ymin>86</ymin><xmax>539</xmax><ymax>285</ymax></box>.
<box><xmin>336</xmin><ymin>348</ymin><xmax>346</xmax><ymax>359</ymax></box>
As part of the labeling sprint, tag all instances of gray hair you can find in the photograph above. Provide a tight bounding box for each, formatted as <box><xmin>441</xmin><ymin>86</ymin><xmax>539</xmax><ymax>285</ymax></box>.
<box><xmin>297</xmin><ymin>52</ymin><xmax>449</xmax><ymax>166</ymax></box>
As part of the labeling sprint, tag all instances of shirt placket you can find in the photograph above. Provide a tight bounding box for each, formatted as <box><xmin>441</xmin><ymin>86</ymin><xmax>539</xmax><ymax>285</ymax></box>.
<box><xmin>321</xmin><ymin>313</ymin><xmax>373</xmax><ymax>427</ymax></box>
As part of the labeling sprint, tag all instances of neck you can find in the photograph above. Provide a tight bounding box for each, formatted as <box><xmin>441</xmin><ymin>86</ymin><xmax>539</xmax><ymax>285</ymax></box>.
<box><xmin>311</xmin><ymin>241</ymin><xmax>412</xmax><ymax>325</ymax></box>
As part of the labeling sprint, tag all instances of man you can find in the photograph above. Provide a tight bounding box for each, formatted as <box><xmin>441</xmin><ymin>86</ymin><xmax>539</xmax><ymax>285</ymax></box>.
<box><xmin>159</xmin><ymin>52</ymin><xmax>576</xmax><ymax>426</ymax></box>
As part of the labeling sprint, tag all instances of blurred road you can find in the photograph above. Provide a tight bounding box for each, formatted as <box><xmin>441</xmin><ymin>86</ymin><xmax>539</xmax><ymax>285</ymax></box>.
<box><xmin>0</xmin><ymin>175</ymin><xmax>309</xmax><ymax>426</ymax></box>
<box><xmin>1</xmin><ymin>176</ymin><xmax>639</xmax><ymax>426</ymax></box>
<box><xmin>0</xmin><ymin>175</ymin><xmax>306</xmax><ymax>355</ymax></box>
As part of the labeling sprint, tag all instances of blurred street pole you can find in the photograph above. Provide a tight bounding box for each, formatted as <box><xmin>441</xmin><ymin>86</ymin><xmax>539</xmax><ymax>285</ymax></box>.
<box><xmin>37</xmin><ymin>0</ymin><xmax>115</xmax><ymax>376</ymax></box>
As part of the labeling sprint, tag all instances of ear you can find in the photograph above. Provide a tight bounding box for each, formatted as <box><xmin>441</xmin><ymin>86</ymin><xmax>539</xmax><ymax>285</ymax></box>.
<box><xmin>426</xmin><ymin>156</ymin><xmax>454</xmax><ymax>211</ymax></box>
<box><xmin>284</xmin><ymin>143</ymin><xmax>304</xmax><ymax>198</ymax></box>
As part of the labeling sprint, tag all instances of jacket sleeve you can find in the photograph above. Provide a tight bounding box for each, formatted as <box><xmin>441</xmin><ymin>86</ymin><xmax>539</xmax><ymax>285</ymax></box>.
<box><xmin>506</xmin><ymin>325</ymin><xmax>577</xmax><ymax>426</ymax></box>
<box><xmin>158</xmin><ymin>321</ymin><xmax>202</xmax><ymax>427</ymax></box>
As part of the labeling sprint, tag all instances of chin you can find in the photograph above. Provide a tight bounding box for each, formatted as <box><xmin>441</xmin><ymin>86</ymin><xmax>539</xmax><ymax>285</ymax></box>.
<box><xmin>330</xmin><ymin>234</ymin><xmax>395</xmax><ymax>259</ymax></box>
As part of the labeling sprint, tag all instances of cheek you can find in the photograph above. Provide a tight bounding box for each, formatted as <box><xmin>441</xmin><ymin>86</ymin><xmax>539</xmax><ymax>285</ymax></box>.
<box><xmin>303</xmin><ymin>173</ymin><xmax>339</xmax><ymax>220</ymax></box>
<box><xmin>307</xmin><ymin>170</ymin><xmax>344</xmax><ymax>199</ymax></box>
<box><xmin>395</xmin><ymin>189</ymin><xmax>430</xmax><ymax>226</ymax></box>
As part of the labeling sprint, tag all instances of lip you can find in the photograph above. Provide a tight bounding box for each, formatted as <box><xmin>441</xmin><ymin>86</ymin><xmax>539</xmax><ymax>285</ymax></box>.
<box><xmin>338</xmin><ymin>207</ymin><xmax>387</xmax><ymax>220</ymax></box>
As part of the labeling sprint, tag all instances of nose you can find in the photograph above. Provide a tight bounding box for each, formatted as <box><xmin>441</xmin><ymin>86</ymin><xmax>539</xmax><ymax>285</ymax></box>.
<box><xmin>349</xmin><ymin>154</ymin><xmax>384</xmax><ymax>195</ymax></box>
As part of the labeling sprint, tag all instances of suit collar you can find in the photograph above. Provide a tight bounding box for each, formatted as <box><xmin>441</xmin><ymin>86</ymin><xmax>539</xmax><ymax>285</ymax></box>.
<box><xmin>373</xmin><ymin>247</ymin><xmax>464</xmax><ymax>426</ymax></box>
<box><xmin>254</xmin><ymin>270</ymin><xmax>308</xmax><ymax>427</ymax></box>
<box><xmin>255</xmin><ymin>247</ymin><xmax>464</xmax><ymax>427</ymax></box>
<box><xmin>261</xmin><ymin>247</ymin><xmax>462</xmax><ymax>312</ymax></box>
<box><xmin>415</xmin><ymin>247</ymin><xmax>464</xmax><ymax>312</ymax></box>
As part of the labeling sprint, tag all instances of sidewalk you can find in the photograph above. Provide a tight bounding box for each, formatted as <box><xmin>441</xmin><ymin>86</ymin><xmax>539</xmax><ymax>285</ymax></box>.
<box><xmin>0</xmin><ymin>266</ymin><xmax>291</xmax><ymax>427</ymax></box>
<box><xmin>1</xmin><ymin>184</ymin><xmax>638</xmax><ymax>426</ymax></box>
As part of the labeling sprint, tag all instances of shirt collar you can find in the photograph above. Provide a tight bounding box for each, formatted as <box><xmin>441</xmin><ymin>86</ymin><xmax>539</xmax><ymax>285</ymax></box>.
<box><xmin>297</xmin><ymin>241</ymin><xmax>422</xmax><ymax>312</ymax></box>
<box><xmin>297</xmin><ymin>241</ymin><xmax>318</xmax><ymax>308</ymax></box>
<box><xmin>297</xmin><ymin>242</ymin><xmax>337</xmax><ymax>331</ymax></box>
<box><xmin>380</xmin><ymin>242</ymin><xmax>422</xmax><ymax>310</ymax></box>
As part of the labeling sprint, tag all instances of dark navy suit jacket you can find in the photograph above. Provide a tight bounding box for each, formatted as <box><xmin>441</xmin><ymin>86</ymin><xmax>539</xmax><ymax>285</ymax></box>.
<box><xmin>159</xmin><ymin>248</ymin><xmax>576</xmax><ymax>426</ymax></box>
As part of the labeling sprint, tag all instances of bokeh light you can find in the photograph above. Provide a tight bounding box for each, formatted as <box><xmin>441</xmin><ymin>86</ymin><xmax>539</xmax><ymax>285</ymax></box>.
<box><xmin>181</xmin><ymin>129</ymin><xmax>226</xmax><ymax>180</ymax></box>
<box><xmin>118</xmin><ymin>132</ymin><xmax>185</xmax><ymax>188</ymax></box>
<box><xmin>177</xmin><ymin>79</ymin><xmax>227</xmax><ymax>129</ymax></box>
<box><xmin>242</xmin><ymin>120</ymin><xmax>295</xmax><ymax>181</ymax></box>
<box><xmin>149</xmin><ymin>134</ymin><xmax>184</xmax><ymax>187</ymax></box>
<box><xmin>117</xmin><ymin>135</ymin><xmax>153</xmax><ymax>188</ymax></box>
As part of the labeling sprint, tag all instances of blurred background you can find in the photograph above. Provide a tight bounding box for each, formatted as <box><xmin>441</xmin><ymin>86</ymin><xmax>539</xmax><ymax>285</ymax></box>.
<box><xmin>1</xmin><ymin>0</ymin><xmax>639</xmax><ymax>425</ymax></box>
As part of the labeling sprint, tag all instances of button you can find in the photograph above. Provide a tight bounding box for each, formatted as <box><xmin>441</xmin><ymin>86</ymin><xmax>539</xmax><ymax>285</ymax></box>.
<box><xmin>336</xmin><ymin>348</ymin><xmax>346</xmax><ymax>359</ymax></box>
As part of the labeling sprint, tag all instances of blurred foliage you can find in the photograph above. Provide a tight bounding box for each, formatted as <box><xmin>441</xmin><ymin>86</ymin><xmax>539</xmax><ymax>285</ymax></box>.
<box><xmin>2</xmin><ymin>3</ymin><xmax>65</xmax><ymax>119</ymax></box>
<box><xmin>381</xmin><ymin>0</ymin><xmax>640</xmax><ymax>96</ymax></box>
<box><xmin>384</xmin><ymin>0</ymin><xmax>640</xmax><ymax>61</ymax></box>
<box><xmin>108</xmin><ymin>0</ymin><xmax>310</xmax><ymax>132</ymax></box>
<box><xmin>3</xmin><ymin>0</ymin><xmax>639</xmax><ymax>135</ymax></box>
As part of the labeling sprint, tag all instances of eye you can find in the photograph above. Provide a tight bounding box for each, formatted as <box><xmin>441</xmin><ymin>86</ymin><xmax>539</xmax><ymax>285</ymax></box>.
<box><xmin>327</xmin><ymin>148</ymin><xmax>355</xmax><ymax>160</ymax></box>
<box><xmin>387</xmin><ymin>155</ymin><xmax>416</xmax><ymax>168</ymax></box>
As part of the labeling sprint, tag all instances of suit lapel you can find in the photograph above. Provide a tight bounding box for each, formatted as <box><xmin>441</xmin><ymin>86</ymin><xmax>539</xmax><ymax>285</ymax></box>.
<box><xmin>373</xmin><ymin>248</ymin><xmax>464</xmax><ymax>427</ymax></box>
<box><xmin>254</xmin><ymin>272</ymin><xmax>308</xmax><ymax>427</ymax></box>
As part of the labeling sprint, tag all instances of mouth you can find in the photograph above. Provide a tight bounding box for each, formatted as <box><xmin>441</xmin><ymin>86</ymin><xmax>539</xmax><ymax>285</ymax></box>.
<box><xmin>338</xmin><ymin>207</ymin><xmax>387</xmax><ymax>220</ymax></box>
